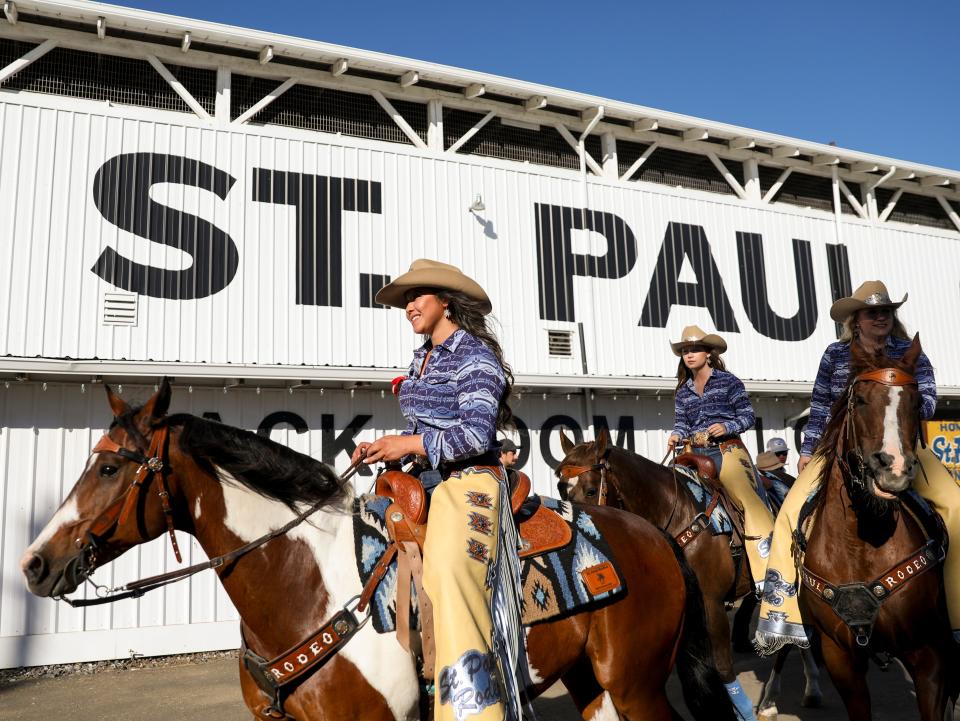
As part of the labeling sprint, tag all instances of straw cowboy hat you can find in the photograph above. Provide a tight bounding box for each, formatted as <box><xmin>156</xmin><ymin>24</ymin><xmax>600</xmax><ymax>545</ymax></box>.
<box><xmin>756</xmin><ymin>451</ymin><xmax>786</xmax><ymax>472</ymax></box>
<box><xmin>829</xmin><ymin>280</ymin><xmax>907</xmax><ymax>323</ymax></box>
<box><xmin>670</xmin><ymin>325</ymin><xmax>727</xmax><ymax>356</ymax></box>
<box><xmin>375</xmin><ymin>259</ymin><xmax>492</xmax><ymax>314</ymax></box>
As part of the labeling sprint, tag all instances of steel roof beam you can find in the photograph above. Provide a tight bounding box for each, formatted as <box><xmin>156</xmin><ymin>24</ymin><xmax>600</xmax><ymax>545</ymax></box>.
<box><xmin>555</xmin><ymin>123</ymin><xmax>603</xmax><ymax>176</ymax></box>
<box><xmin>0</xmin><ymin>38</ymin><xmax>56</xmax><ymax>84</ymax></box>
<box><xmin>707</xmin><ymin>151</ymin><xmax>745</xmax><ymax>199</ymax></box>
<box><xmin>371</xmin><ymin>89</ymin><xmax>427</xmax><ymax>149</ymax></box>
<box><xmin>233</xmin><ymin>76</ymin><xmax>296</xmax><ymax>125</ymax></box>
<box><xmin>446</xmin><ymin>109</ymin><xmax>496</xmax><ymax>154</ymax></box>
<box><xmin>146</xmin><ymin>54</ymin><xmax>211</xmax><ymax>121</ymax></box>
<box><xmin>619</xmin><ymin>141</ymin><xmax>659</xmax><ymax>182</ymax></box>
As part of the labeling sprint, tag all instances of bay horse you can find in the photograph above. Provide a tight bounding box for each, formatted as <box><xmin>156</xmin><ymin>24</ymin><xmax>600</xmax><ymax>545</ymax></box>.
<box><xmin>797</xmin><ymin>336</ymin><xmax>957</xmax><ymax>721</ymax></box>
<box><xmin>556</xmin><ymin>430</ymin><xmax>823</xmax><ymax>720</ymax></box>
<box><xmin>20</xmin><ymin>381</ymin><xmax>736</xmax><ymax>721</ymax></box>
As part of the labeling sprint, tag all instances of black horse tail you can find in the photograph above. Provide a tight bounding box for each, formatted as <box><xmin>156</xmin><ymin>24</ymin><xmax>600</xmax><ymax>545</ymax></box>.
<box><xmin>669</xmin><ymin>535</ymin><xmax>739</xmax><ymax>721</ymax></box>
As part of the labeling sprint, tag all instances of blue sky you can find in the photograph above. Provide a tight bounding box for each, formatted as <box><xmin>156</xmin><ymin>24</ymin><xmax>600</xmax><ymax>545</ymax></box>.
<box><xmin>115</xmin><ymin>0</ymin><xmax>959</xmax><ymax>171</ymax></box>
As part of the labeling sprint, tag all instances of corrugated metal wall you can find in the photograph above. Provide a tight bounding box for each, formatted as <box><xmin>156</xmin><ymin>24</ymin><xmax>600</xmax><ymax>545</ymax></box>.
<box><xmin>0</xmin><ymin>381</ymin><xmax>805</xmax><ymax>667</ymax></box>
<box><xmin>1</xmin><ymin>96</ymin><xmax>957</xmax><ymax>385</ymax></box>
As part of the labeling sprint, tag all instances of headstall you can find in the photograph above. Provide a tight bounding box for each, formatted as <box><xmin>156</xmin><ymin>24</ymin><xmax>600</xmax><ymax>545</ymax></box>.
<box><xmin>840</xmin><ymin>367</ymin><xmax>918</xmax><ymax>492</ymax></box>
<box><xmin>559</xmin><ymin>449</ymin><xmax>614</xmax><ymax>506</ymax></box>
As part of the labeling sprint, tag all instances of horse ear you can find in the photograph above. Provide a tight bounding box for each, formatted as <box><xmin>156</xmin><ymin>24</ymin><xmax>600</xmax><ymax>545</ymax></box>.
<box><xmin>140</xmin><ymin>377</ymin><xmax>172</xmax><ymax>421</ymax></box>
<box><xmin>104</xmin><ymin>384</ymin><xmax>129</xmax><ymax>418</ymax></box>
<box><xmin>901</xmin><ymin>334</ymin><xmax>922</xmax><ymax>371</ymax></box>
<box><xmin>559</xmin><ymin>429</ymin><xmax>575</xmax><ymax>455</ymax></box>
<box><xmin>595</xmin><ymin>426</ymin><xmax>610</xmax><ymax>456</ymax></box>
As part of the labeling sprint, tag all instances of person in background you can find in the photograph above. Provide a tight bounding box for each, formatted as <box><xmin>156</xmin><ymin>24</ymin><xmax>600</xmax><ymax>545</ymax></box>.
<box><xmin>766</xmin><ymin>437</ymin><xmax>790</xmax><ymax>474</ymax></box>
<box><xmin>499</xmin><ymin>438</ymin><xmax>518</xmax><ymax>470</ymax></box>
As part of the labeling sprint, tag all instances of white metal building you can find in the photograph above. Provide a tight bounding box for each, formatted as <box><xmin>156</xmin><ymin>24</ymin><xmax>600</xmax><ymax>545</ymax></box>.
<box><xmin>2</xmin><ymin>0</ymin><xmax>959</xmax><ymax>668</ymax></box>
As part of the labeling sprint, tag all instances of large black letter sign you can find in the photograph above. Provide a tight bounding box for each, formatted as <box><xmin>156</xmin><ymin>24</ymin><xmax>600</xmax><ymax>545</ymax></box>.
<box><xmin>825</xmin><ymin>243</ymin><xmax>852</xmax><ymax>338</ymax></box>
<box><xmin>736</xmin><ymin>233</ymin><xmax>817</xmax><ymax>341</ymax></box>
<box><xmin>535</xmin><ymin>204</ymin><xmax>637</xmax><ymax>322</ymax></box>
<box><xmin>91</xmin><ymin>153</ymin><xmax>239</xmax><ymax>299</ymax></box>
<box><xmin>639</xmin><ymin>222</ymin><xmax>739</xmax><ymax>332</ymax></box>
<box><xmin>252</xmin><ymin>171</ymin><xmax>382</xmax><ymax>306</ymax></box>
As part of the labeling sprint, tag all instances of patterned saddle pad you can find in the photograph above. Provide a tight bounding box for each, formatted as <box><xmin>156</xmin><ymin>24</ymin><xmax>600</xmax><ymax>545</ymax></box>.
<box><xmin>672</xmin><ymin>464</ymin><xmax>734</xmax><ymax>536</ymax></box>
<box><xmin>352</xmin><ymin>494</ymin><xmax>626</xmax><ymax>632</ymax></box>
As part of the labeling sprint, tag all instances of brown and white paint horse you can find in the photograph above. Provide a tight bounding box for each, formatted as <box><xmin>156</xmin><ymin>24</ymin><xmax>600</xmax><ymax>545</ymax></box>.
<box><xmin>21</xmin><ymin>381</ymin><xmax>736</xmax><ymax>721</ymax></box>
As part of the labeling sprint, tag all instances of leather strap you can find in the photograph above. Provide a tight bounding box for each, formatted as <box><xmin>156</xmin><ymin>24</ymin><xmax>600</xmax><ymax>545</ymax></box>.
<box><xmin>801</xmin><ymin>539</ymin><xmax>942</xmax><ymax>604</ymax></box>
<box><xmin>675</xmin><ymin>490</ymin><xmax>721</xmax><ymax>548</ymax></box>
<box><xmin>855</xmin><ymin>368</ymin><xmax>918</xmax><ymax>387</ymax></box>
<box><xmin>356</xmin><ymin>542</ymin><xmax>398</xmax><ymax>613</ymax></box>
<box><xmin>262</xmin><ymin>609</ymin><xmax>361</xmax><ymax>687</ymax></box>
<box><xmin>395</xmin><ymin>541</ymin><xmax>415</xmax><ymax>654</ymax></box>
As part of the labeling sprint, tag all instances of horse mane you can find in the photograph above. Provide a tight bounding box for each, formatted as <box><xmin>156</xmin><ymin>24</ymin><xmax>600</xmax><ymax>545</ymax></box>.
<box><xmin>810</xmin><ymin>345</ymin><xmax>911</xmax><ymax>511</ymax></box>
<box><xmin>158</xmin><ymin>413</ymin><xmax>344</xmax><ymax>511</ymax></box>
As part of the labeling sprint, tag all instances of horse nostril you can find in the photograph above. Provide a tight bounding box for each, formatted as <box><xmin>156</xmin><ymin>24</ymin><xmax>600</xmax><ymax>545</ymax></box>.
<box><xmin>22</xmin><ymin>553</ymin><xmax>47</xmax><ymax>584</ymax></box>
<box><xmin>870</xmin><ymin>452</ymin><xmax>892</xmax><ymax>469</ymax></box>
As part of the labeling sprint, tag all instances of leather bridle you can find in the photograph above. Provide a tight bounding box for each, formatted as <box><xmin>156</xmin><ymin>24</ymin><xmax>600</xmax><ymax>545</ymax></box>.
<box><xmin>558</xmin><ymin>448</ymin><xmax>617</xmax><ymax>507</ymax></box>
<box><xmin>59</xmin><ymin>424</ymin><xmax>365</xmax><ymax>608</ymax></box>
<box><xmin>839</xmin><ymin>367</ymin><xmax>918</xmax><ymax>494</ymax></box>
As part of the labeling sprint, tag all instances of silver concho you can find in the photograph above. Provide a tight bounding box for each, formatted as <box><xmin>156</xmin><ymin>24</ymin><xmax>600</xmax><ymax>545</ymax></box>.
<box><xmin>864</xmin><ymin>292</ymin><xmax>891</xmax><ymax>306</ymax></box>
<box><xmin>438</xmin><ymin>649</ymin><xmax>502</xmax><ymax>721</ymax></box>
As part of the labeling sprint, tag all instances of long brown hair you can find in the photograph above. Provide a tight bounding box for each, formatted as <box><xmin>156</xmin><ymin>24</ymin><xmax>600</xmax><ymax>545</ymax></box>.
<box><xmin>675</xmin><ymin>350</ymin><xmax>727</xmax><ymax>393</ymax></box>
<box><xmin>437</xmin><ymin>290</ymin><xmax>515</xmax><ymax>430</ymax></box>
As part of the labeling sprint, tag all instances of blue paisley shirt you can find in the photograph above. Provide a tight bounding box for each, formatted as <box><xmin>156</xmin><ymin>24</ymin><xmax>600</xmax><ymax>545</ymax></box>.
<box><xmin>672</xmin><ymin>369</ymin><xmax>755</xmax><ymax>439</ymax></box>
<box><xmin>399</xmin><ymin>329</ymin><xmax>505</xmax><ymax>469</ymax></box>
<box><xmin>801</xmin><ymin>337</ymin><xmax>937</xmax><ymax>456</ymax></box>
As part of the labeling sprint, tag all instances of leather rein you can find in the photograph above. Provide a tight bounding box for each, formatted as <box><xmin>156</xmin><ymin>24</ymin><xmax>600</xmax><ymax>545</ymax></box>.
<box><xmin>59</xmin><ymin>426</ymin><xmax>365</xmax><ymax>608</ymax></box>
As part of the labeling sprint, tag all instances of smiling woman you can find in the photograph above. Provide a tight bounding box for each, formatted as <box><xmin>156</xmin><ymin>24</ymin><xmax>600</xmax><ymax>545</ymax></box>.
<box><xmin>352</xmin><ymin>258</ymin><xmax>523</xmax><ymax>721</ymax></box>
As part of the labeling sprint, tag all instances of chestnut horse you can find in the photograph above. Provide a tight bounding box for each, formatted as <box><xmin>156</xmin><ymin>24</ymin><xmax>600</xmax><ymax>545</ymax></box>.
<box><xmin>798</xmin><ymin>336</ymin><xmax>957</xmax><ymax>721</ymax></box>
<box><xmin>556</xmin><ymin>430</ymin><xmax>823</xmax><ymax>720</ymax></box>
<box><xmin>21</xmin><ymin>381</ymin><xmax>736</xmax><ymax>721</ymax></box>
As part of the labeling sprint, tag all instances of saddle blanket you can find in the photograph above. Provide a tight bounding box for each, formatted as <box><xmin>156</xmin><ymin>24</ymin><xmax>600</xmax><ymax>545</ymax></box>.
<box><xmin>672</xmin><ymin>464</ymin><xmax>734</xmax><ymax>536</ymax></box>
<box><xmin>353</xmin><ymin>494</ymin><xmax>626</xmax><ymax>632</ymax></box>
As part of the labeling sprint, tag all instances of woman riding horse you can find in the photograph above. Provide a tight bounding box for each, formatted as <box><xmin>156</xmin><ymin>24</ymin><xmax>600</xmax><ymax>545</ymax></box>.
<box><xmin>756</xmin><ymin>280</ymin><xmax>960</xmax><ymax>652</ymax></box>
<box><xmin>667</xmin><ymin>325</ymin><xmax>775</xmax><ymax>594</ymax></box>
<box><xmin>352</xmin><ymin>259</ymin><xmax>523</xmax><ymax>721</ymax></box>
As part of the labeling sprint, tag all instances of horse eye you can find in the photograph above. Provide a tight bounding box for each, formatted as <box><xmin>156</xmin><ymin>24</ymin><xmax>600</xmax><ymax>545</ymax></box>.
<box><xmin>585</xmin><ymin>488</ymin><xmax>597</xmax><ymax>497</ymax></box>
<box><xmin>855</xmin><ymin>394</ymin><xmax>867</xmax><ymax>406</ymax></box>
<box><xmin>99</xmin><ymin>464</ymin><xmax>119</xmax><ymax>478</ymax></box>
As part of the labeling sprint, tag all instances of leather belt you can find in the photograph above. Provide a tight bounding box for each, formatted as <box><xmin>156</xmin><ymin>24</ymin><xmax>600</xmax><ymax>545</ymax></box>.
<box><xmin>438</xmin><ymin>451</ymin><xmax>501</xmax><ymax>476</ymax></box>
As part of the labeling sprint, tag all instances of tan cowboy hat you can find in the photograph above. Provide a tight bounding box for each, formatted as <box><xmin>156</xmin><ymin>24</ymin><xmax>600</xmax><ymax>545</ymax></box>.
<box><xmin>375</xmin><ymin>259</ymin><xmax>492</xmax><ymax>314</ymax></box>
<box><xmin>829</xmin><ymin>280</ymin><xmax>907</xmax><ymax>323</ymax></box>
<box><xmin>756</xmin><ymin>451</ymin><xmax>786</xmax><ymax>472</ymax></box>
<box><xmin>670</xmin><ymin>325</ymin><xmax>727</xmax><ymax>356</ymax></box>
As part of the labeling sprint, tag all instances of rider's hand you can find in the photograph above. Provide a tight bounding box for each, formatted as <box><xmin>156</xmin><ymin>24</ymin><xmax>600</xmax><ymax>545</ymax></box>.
<box><xmin>667</xmin><ymin>434</ymin><xmax>681</xmax><ymax>451</ymax></box>
<box><xmin>798</xmin><ymin>454</ymin><xmax>812</xmax><ymax>473</ymax></box>
<box><xmin>351</xmin><ymin>443</ymin><xmax>371</xmax><ymax>464</ymax></box>
<box><xmin>362</xmin><ymin>435</ymin><xmax>422</xmax><ymax>464</ymax></box>
<box><xmin>707</xmin><ymin>423</ymin><xmax>727</xmax><ymax>439</ymax></box>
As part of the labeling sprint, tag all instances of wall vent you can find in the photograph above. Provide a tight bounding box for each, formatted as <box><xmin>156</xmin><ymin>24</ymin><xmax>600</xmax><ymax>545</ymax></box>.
<box><xmin>547</xmin><ymin>330</ymin><xmax>573</xmax><ymax>357</ymax></box>
<box><xmin>102</xmin><ymin>292</ymin><xmax>138</xmax><ymax>326</ymax></box>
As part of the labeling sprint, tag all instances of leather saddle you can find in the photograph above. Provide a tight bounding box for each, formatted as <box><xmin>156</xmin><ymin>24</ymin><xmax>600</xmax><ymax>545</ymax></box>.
<box><xmin>673</xmin><ymin>452</ymin><xmax>749</xmax><ymax>554</ymax></box>
<box><xmin>369</xmin><ymin>466</ymin><xmax>572</xmax><ymax>682</ymax></box>
<box><xmin>674</xmin><ymin>452</ymin><xmax>718</xmax><ymax>483</ymax></box>
<box><xmin>374</xmin><ymin>467</ymin><xmax>571</xmax><ymax>558</ymax></box>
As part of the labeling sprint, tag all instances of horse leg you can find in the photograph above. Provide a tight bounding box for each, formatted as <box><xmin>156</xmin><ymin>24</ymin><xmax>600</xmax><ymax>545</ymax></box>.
<box><xmin>900</xmin><ymin>644</ymin><xmax>950</xmax><ymax>721</ymax></box>
<box><xmin>799</xmin><ymin>645</ymin><xmax>823</xmax><ymax>708</ymax></box>
<box><xmin>820</xmin><ymin>634</ymin><xmax>872</xmax><ymax>721</ymax></box>
<box><xmin>700</xmin><ymin>598</ymin><xmax>758</xmax><ymax>721</ymax></box>
<box><xmin>756</xmin><ymin>646</ymin><xmax>790</xmax><ymax>720</ymax></box>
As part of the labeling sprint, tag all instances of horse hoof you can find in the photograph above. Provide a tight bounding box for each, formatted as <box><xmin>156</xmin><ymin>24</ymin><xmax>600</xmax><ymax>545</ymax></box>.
<box><xmin>801</xmin><ymin>694</ymin><xmax>822</xmax><ymax>708</ymax></box>
<box><xmin>757</xmin><ymin>706</ymin><xmax>778</xmax><ymax>721</ymax></box>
